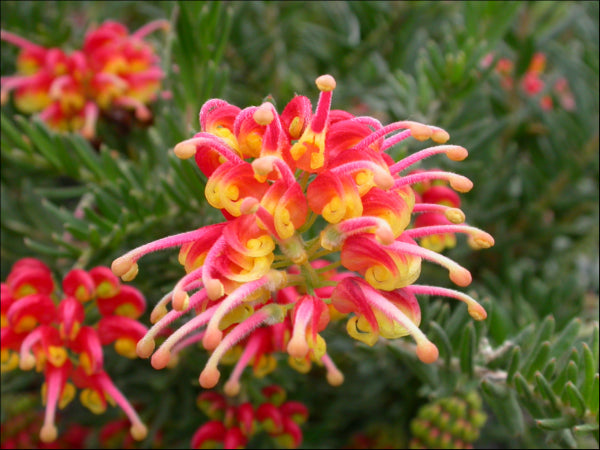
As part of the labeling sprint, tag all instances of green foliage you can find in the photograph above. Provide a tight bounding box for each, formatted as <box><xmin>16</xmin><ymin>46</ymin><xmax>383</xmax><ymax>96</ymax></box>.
<box><xmin>1</xmin><ymin>1</ymin><xmax>598</xmax><ymax>449</ymax></box>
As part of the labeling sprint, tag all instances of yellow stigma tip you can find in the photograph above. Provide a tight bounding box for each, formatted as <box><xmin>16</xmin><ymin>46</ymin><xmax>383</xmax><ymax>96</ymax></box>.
<box><xmin>205</xmin><ymin>279</ymin><xmax>224</xmax><ymax>300</ymax></box>
<box><xmin>224</xmin><ymin>380</ymin><xmax>241</xmax><ymax>397</ymax></box>
<box><xmin>447</xmin><ymin>146</ymin><xmax>468</xmax><ymax>161</ymax></box>
<box><xmin>130</xmin><ymin>424</ymin><xmax>148</xmax><ymax>442</ymax></box>
<box><xmin>253</xmin><ymin>104</ymin><xmax>274</xmax><ymax>125</ymax></box>
<box><xmin>407</xmin><ymin>122</ymin><xmax>433</xmax><ymax>141</ymax></box>
<box><xmin>326</xmin><ymin>370</ymin><xmax>344</xmax><ymax>386</ymax></box>
<box><xmin>374</xmin><ymin>171</ymin><xmax>394</xmax><ymax>190</ymax></box>
<box><xmin>121</xmin><ymin>264</ymin><xmax>139</xmax><ymax>282</ymax></box>
<box><xmin>202</xmin><ymin>328</ymin><xmax>223</xmax><ymax>351</ymax></box>
<box><xmin>172</xmin><ymin>290</ymin><xmax>189</xmax><ymax>311</ymax></box>
<box><xmin>40</xmin><ymin>424</ymin><xmax>58</xmax><ymax>443</ymax></box>
<box><xmin>252</xmin><ymin>157</ymin><xmax>274</xmax><ymax>176</ymax></box>
<box><xmin>416</xmin><ymin>341</ymin><xmax>439</xmax><ymax>364</ymax></box>
<box><xmin>150</xmin><ymin>305</ymin><xmax>168</xmax><ymax>324</ymax></box>
<box><xmin>287</xmin><ymin>339</ymin><xmax>309</xmax><ymax>359</ymax></box>
<box><xmin>431</xmin><ymin>128</ymin><xmax>450</xmax><ymax>143</ymax></box>
<box><xmin>450</xmin><ymin>269</ymin><xmax>472</xmax><ymax>287</ymax></box>
<box><xmin>150</xmin><ymin>349</ymin><xmax>171</xmax><ymax>369</ymax></box>
<box><xmin>445</xmin><ymin>208</ymin><xmax>465</xmax><ymax>224</ymax></box>
<box><xmin>173</xmin><ymin>141</ymin><xmax>196</xmax><ymax>160</ymax></box>
<box><xmin>158</xmin><ymin>20</ymin><xmax>171</xmax><ymax>32</ymax></box>
<box><xmin>468</xmin><ymin>304</ymin><xmax>488</xmax><ymax>321</ymax></box>
<box><xmin>376</xmin><ymin>227</ymin><xmax>395</xmax><ymax>246</ymax></box>
<box><xmin>199</xmin><ymin>367</ymin><xmax>220</xmax><ymax>389</ymax></box>
<box><xmin>449</xmin><ymin>176</ymin><xmax>473</xmax><ymax>193</ymax></box>
<box><xmin>136</xmin><ymin>339</ymin><xmax>155</xmax><ymax>359</ymax></box>
<box><xmin>111</xmin><ymin>256</ymin><xmax>132</xmax><ymax>277</ymax></box>
<box><xmin>19</xmin><ymin>353</ymin><xmax>36</xmax><ymax>371</ymax></box>
<box><xmin>316</xmin><ymin>74</ymin><xmax>336</xmax><ymax>92</ymax></box>
<box><xmin>473</xmin><ymin>236</ymin><xmax>494</xmax><ymax>249</ymax></box>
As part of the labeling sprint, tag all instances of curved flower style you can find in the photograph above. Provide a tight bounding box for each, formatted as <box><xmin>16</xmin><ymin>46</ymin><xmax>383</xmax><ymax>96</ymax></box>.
<box><xmin>1</xmin><ymin>19</ymin><xmax>168</xmax><ymax>138</ymax></box>
<box><xmin>1</xmin><ymin>258</ymin><xmax>148</xmax><ymax>444</ymax></box>
<box><xmin>112</xmin><ymin>75</ymin><xmax>494</xmax><ymax>393</ymax></box>
<box><xmin>193</xmin><ymin>385</ymin><xmax>308</xmax><ymax>449</ymax></box>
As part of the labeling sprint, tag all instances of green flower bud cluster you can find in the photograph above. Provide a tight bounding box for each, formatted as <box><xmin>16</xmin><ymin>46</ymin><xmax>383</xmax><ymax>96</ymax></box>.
<box><xmin>409</xmin><ymin>391</ymin><xmax>487</xmax><ymax>449</ymax></box>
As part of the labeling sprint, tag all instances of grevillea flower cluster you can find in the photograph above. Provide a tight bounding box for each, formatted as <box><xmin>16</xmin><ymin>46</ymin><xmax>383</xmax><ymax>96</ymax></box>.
<box><xmin>1</xmin><ymin>258</ymin><xmax>149</xmax><ymax>444</ymax></box>
<box><xmin>193</xmin><ymin>385</ymin><xmax>308</xmax><ymax>449</ymax></box>
<box><xmin>482</xmin><ymin>52</ymin><xmax>576</xmax><ymax>111</ymax></box>
<box><xmin>111</xmin><ymin>74</ymin><xmax>494</xmax><ymax>395</ymax></box>
<box><xmin>98</xmin><ymin>417</ymin><xmax>163</xmax><ymax>450</ymax></box>
<box><xmin>0</xmin><ymin>19</ymin><xmax>168</xmax><ymax>139</ymax></box>
<box><xmin>0</xmin><ymin>393</ymin><xmax>90</xmax><ymax>449</ymax></box>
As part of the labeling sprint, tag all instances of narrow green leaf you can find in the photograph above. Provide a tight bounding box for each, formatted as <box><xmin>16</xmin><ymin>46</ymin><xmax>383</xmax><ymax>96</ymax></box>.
<box><xmin>160</xmin><ymin>175</ymin><xmax>190</xmax><ymax>210</ymax></box>
<box><xmin>53</xmin><ymin>137</ymin><xmax>80</xmax><ymax>178</ymax></box>
<box><xmin>177</xmin><ymin>158</ymin><xmax>206</xmax><ymax>199</ymax></box>
<box><xmin>16</xmin><ymin>117</ymin><xmax>62</xmax><ymax>169</ymax></box>
<box><xmin>535</xmin><ymin>371</ymin><xmax>560</xmax><ymax>413</ymax></box>
<box><xmin>589</xmin><ymin>373</ymin><xmax>599</xmax><ymax>415</ymax></box>
<box><xmin>460</xmin><ymin>322</ymin><xmax>476</xmax><ymax>377</ymax></box>
<box><xmin>82</xmin><ymin>206</ymin><xmax>114</xmax><ymax>232</ymax></box>
<box><xmin>50</xmin><ymin>232</ymin><xmax>84</xmax><ymax>256</ymax></box>
<box><xmin>564</xmin><ymin>381</ymin><xmax>587</xmax><ymax>417</ymax></box>
<box><xmin>511</xmin><ymin>323</ymin><xmax>536</xmax><ymax>347</ymax></box>
<box><xmin>573</xmin><ymin>423</ymin><xmax>600</xmax><ymax>433</ymax></box>
<box><xmin>99</xmin><ymin>146</ymin><xmax>124</xmax><ymax>181</ymax></box>
<box><xmin>565</xmin><ymin>359</ymin><xmax>580</xmax><ymax>389</ymax></box>
<box><xmin>113</xmin><ymin>158</ymin><xmax>143</xmax><ymax>191</ymax></box>
<box><xmin>506</xmin><ymin>346</ymin><xmax>521</xmax><ymax>385</ymax></box>
<box><xmin>40</xmin><ymin>199</ymin><xmax>86</xmax><ymax>231</ymax></box>
<box><xmin>91</xmin><ymin>186</ymin><xmax>122</xmax><ymax>221</ymax></box>
<box><xmin>34</xmin><ymin>185</ymin><xmax>88</xmax><ymax>200</ymax></box>
<box><xmin>445</xmin><ymin>303</ymin><xmax>469</xmax><ymax>339</ymax></box>
<box><xmin>480</xmin><ymin>379</ymin><xmax>524</xmax><ymax>435</ymax></box>
<box><xmin>581</xmin><ymin>343</ymin><xmax>595</xmax><ymax>401</ymax></box>
<box><xmin>24</xmin><ymin>237</ymin><xmax>72</xmax><ymax>258</ymax></box>
<box><xmin>526</xmin><ymin>316</ymin><xmax>555</xmax><ymax>353</ymax></box>
<box><xmin>514</xmin><ymin>372</ymin><xmax>546</xmax><ymax>418</ymax></box>
<box><xmin>420</xmin><ymin>298</ymin><xmax>441</xmax><ymax>325</ymax></box>
<box><xmin>70</xmin><ymin>134</ymin><xmax>104</xmax><ymax>180</ymax></box>
<box><xmin>524</xmin><ymin>341</ymin><xmax>552</xmax><ymax>381</ymax></box>
<box><xmin>543</xmin><ymin>357</ymin><xmax>557</xmax><ymax>380</ymax></box>
<box><xmin>64</xmin><ymin>223</ymin><xmax>95</xmax><ymax>243</ymax></box>
<box><xmin>87</xmin><ymin>225</ymin><xmax>102</xmax><ymax>248</ymax></box>
<box><xmin>536</xmin><ymin>416</ymin><xmax>577</xmax><ymax>430</ymax></box>
<box><xmin>386</xmin><ymin>341</ymin><xmax>439</xmax><ymax>388</ymax></box>
<box><xmin>592</xmin><ymin>323</ymin><xmax>599</xmax><ymax>369</ymax></box>
<box><xmin>481</xmin><ymin>378</ymin><xmax>509</xmax><ymax>398</ymax></box>
<box><xmin>550</xmin><ymin>318</ymin><xmax>581</xmax><ymax>358</ymax></box>
<box><xmin>432</xmin><ymin>302</ymin><xmax>451</xmax><ymax>327</ymax></box>
<box><xmin>210</xmin><ymin>5</ymin><xmax>232</xmax><ymax>64</ymax></box>
<box><xmin>425</xmin><ymin>40</ymin><xmax>445</xmax><ymax>74</ymax></box>
<box><xmin>428</xmin><ymin>321</ymin><xmax>452</xmax><ymax>367</ymax></box>
<box><xmin>0</xmin><ymin>113</ymin><xmax>29</xmax><ymax>150</ymax></box>
<box><xmin>554</xmin><ymin>428</ymin><xmax>578</xmax><ymax>449</ymax></box>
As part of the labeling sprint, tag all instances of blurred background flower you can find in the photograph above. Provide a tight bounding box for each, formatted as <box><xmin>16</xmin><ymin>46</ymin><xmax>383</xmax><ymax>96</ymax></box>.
<box><xmin>1</xmin><ymin>1</ymin><xmax>598</xmax><ymax>449</ymax></box>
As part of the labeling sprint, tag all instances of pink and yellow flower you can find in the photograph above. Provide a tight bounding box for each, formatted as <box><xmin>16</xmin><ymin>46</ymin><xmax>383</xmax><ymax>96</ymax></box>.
<box><xmin>483</xmin><ymin>51</ymin><xmax>576</xmax><ymax>112</ymax></box>
<box><xmin>1</xmin><ymin>258</ymin><xmax>149</xmax><ymax>444</ymax></box>
<box><xmin>1</xmin><ymin>19</ymin><xmax>168</xmax><ymax>138</ymax></box>
<box><xmin>112</xmin><ymin>75</ymin><xmax>494</xmax><ymax>396</ymax></box>
<box><xmin>192</xmin><ymin>385</ymin><xmax>308</xmax><ymax>449</ymax></box>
